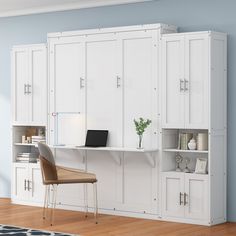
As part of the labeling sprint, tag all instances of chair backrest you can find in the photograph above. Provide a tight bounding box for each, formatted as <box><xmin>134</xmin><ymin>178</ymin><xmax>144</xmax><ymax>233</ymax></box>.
<box><xmin>38</xmin><ymin>142</ymin><xmax>58</xmax><ymax>184</ymax></box>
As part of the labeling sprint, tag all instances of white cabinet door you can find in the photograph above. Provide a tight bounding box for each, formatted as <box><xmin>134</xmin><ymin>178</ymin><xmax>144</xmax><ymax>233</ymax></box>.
<box><xmin>12</xmin><ymin>48</ymin><xmax>29</xmax><ymax>124</ymax></box>
<box><xmin>184</xmin><ymin>34</ymin><xmax>209</xmax><ymax>129</ymax></box>
<box><xmin>49</xmin><ymin>38</ymin><xmax>85</xmax><ymax>145</ymax></box>
<box><xmin>29</xmin><ymin>46</ymin><xmax>47</xmax><ymax>125</ymax></box>
<box><xmin>162</xmin><ymin>172</ymin><xmax>185</xmax><ymax>218</ymax></box>
<box><xmin>12</xmin><ymin>163</ymin><xmax>29</xmax><ymax>201</ymax></box>
<box><xmin>184</xmin><ymin>174</ymin><xmax>208</xmax><ymax>220</ymax></box>
<box><xmin>121</xmin><ymin>30</ymin><xmax>158</xmax><ymax>148</ymax></box>
<box><xmin>161</xmin><ymin>36</ymin><xmax>185</xmax><ymax>128</ymax></box>
<box><xmin>85</xmin><ymin>34</ymin><xmax>122</xmax><ymax>147</ymax></box>
<box><xmin>12</xmin><ymin>45</ymin><xmax>47</xmax><ymax>125</ymax></box>
<box><xmin>28</xmin><ymin>164</ymin><xmax>44</xmax><ymax>204</ymax></box>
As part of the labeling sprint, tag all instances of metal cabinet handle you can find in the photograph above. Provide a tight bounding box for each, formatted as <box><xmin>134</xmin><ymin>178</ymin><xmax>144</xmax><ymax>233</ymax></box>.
<box><xmin>116</xmin><ymin>76</ymin><xmax>121</xmax><ymax>88</ymax></box>
<box><xmin>27</xmin><ymin>180</ymin><xmax>31</xmax><ymax>191</ymax></box>
<box><xmin>179</xmin><ymin>192</ymin><xmax>183</xmax><ymax>205</ymax></box>
<box><xmin>24</xmin><ymin>84</ymin><xmax>28</xmax><ymax>94</ymax></box>
<box><xmin>184</xmin><ymin>193</ymin><xmax>188</xmax><ymax>205</ymax></box>
<box><xmin>184</xmin><ymin>79</ymin><xmax>189</xmax><ymax>91</ymax></box>
<box><xmin>180</xmin><ymin>79</ymin><xmax>184</xmax><ymax>92</ymax></box>
<box><xmin>24</xmin><ymin>179</ymin><xmax>27</xmax><ymax>191</ymax></box>
<box><xmin>27</xmin><ymin>84</ymin><xmax>31</xmax><ymax>94</ymax></box>
<box><xmin>80</xmin><ymin>77</ymin><xmax>84</xmax><ymax>89</ymax></box>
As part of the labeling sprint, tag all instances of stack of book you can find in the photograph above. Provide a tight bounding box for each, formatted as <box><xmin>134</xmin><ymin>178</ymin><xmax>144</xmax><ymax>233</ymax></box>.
<box><xmin>16</xmin><ymin>152</ymin><xmax>39</xmax><ymax>163</ymax></box>
<box><xmin>31</xmin><ymin>136</ymin><xmax>46</xmax><ymax>144</ymax></box>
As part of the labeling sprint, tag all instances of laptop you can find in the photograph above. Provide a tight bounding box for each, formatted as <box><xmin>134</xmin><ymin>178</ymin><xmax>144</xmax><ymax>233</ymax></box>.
<box><xmin>85</xmin><ymin>130</ymin><xmax>108</xmax><ymax>147</ymax></box>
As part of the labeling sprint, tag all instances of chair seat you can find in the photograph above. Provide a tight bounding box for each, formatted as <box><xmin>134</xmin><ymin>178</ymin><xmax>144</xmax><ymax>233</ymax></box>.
<box><xmin>44</xmin><ymin>166</ymin><xmax>97</xmax><ymax>185</ymax></box>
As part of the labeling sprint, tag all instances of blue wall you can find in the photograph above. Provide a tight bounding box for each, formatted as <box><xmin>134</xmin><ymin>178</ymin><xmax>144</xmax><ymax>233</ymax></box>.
<box><xmin>0</xmin><ymin>0</ymin><xmax>235</xmax><ymax>220</ymax></box>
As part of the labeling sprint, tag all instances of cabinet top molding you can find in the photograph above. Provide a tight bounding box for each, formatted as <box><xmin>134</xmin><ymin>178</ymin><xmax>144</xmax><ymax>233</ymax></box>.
<box><xmin>47</xmin><ymin>23</ymin><xmax>177</xmax><ymax>39</ymax></box>
<box><xmin>161</xmin><ymin>31</ymin><xmax>227</xmax><ymax>37</ymax></box>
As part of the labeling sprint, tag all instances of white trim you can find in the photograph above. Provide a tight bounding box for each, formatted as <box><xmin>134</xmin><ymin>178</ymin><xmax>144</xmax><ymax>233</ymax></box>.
<box><xmin>47</xmin><ymin>24</ymin><xmax>177</xmax><ymax>39</ymax></box>
<box><xmin>0</xmin><ymin>0</ymin><xmax>153</xmax><ymax>18</ymax></box>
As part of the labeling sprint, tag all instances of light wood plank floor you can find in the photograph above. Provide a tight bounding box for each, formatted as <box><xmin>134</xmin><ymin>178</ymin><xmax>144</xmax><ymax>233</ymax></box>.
<box><xmin>0</xmin><ymin>199</ymin><xmax>235</xmax><ymax>236</ymax></box>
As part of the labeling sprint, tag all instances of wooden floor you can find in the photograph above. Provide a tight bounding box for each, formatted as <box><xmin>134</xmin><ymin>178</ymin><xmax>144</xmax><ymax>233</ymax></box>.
<box><xmin>0</xmin><ymin>199</ymin><xmax>235</xmax><ymax>236</ymax></box>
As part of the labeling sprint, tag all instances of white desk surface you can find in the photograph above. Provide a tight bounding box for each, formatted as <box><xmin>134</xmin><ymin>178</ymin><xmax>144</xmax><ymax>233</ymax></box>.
<box><xmin>50</xmin><ymin>145</ymin><xmax>158</xmax><ymax>153</ymax></box>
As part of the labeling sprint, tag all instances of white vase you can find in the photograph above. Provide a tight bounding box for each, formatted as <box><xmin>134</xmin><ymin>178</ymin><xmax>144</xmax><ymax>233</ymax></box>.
<box><xmin>188</xmin><ymin>138</ymin><xmax>197</xmax><ymax>150</ymax></box>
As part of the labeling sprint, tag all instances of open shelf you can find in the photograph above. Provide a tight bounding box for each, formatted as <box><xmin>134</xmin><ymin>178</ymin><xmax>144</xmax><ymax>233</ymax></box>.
<box><xmin>14</xmin><ymin>143</ymin><xmax>38</xmax><ymax>147</ymax></box>
<box><xmin>163</xmin><ymin>148</ymin><xmax>208</xmax><ymax>154</ymax></box>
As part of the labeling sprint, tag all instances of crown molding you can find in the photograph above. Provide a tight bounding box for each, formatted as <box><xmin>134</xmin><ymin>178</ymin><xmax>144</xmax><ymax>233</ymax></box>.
<box><xmin>0</xmin><ymin>0</ymin><xmax>153</xmax><ymax>17</ymax></box>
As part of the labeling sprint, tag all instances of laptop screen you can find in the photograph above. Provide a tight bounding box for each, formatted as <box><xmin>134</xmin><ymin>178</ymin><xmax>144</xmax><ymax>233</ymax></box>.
<box><xmin>85</xmin><ymin>130</ymin><xmax>108</xmax><ymax>147</ymax></box>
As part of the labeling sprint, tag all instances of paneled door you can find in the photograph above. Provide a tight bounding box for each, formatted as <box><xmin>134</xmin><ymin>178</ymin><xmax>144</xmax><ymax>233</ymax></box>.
<box><xmin>184</xmin><ymin>34</ymin><xmax>209</xmax><ymax>129</ymax></box>
<box><xmin>161</xmin><ymin>35</ymin><xmax>185</xmax><ymax>129</ymax></box>
<box><xmin>49</xmin><ymin>37</ymin><xmax>86</xmax><ymax>145</ymax></box>
<box><xmin>120</xmin><ymin>30</ymin><xmax>158</xmax><ymax>149</ymax></box>
<box><xmin>28</xmin><ymin>164</ymin><xmax>45</xmax><ymax>203</ymax></box>
<box><xmin>162</xmin><ymin>172</ymin><xmax>185</xmax><ymax>218</ymax></box>
<box><xmin>184</xmin><ymin>174</ymin><xmax>208</xmax><ymax>220</ymax></box>
<box><xmin>85</xmin><ymin>34</ymin><xmax>122</xmax><ymax>147</ymax></box>
<box><xmin>12</xmin><ymin>163</ymin><xmax>29</xmax><ymax>201</ymax></box>
<box><xmin>12</xmin><ymin>47</ymin><xmax>30</xmax><ymax>124</ymax></box>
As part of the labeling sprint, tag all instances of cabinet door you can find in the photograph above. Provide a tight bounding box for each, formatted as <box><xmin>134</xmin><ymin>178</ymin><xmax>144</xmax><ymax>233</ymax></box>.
<box><xmin>161</xmin><ymin>35</ymin><xmax>185</xmax><ymax>128</ymax></box>
<box><xmin>85</xmin><ymin>34</ymin><xmax>122</xmax><ymax>147</ymax></box>
<box><xmin>49</xmin><ymin>37</ymin><xmax>85</xmax><ymax>145</ymax></box>
<box><xmin>29</xmin><ymin>46</ymin><xmax>47</xmax><ymax>125</ymax></box>
<box><xmin>184</xmin><ymin>34</ymin><xmax>209</xmax><ymax>129</ymax></box>
<box><xmin>184</xmin><ymin>174</ymin><xmax>208</xmax><ymax>220</ymax></box>
<box><xmin>162</xmin><ymin>172</ymin><xmax>185</xmax><ymax>218</ymax></box>
<box><xmin>28</xmin><ymin>164</ymin><xmax>44</xmax><ymax>204</ymax></box>
<box><xmin>12</xmin><ymin>163</ymin><xmax>29</xmax><ymax>201</ymax></box>
<box><xmin>121</xmin><ymin>30</ymin><xmax>158</xmax><ymax>148</ymax></box>
<box><xmin>12</xmin><ymin>48</ymin><xmax>29</xmax><ymax>124</ymax></box>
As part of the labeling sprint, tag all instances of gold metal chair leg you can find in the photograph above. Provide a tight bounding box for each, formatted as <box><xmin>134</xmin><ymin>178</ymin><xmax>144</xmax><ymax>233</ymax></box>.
<box><xmin>84</xmin><ymin>183</ymin><xmax>88</xmax><ymax>218</ymax></box>
<box><xmin>43</xmin><ymin>185</ymin><xmax>48</xmax><ymax>219</ymax></box>
<box><xmin>50</xmin><ymin>184</ymin><xmax>57</xmax><ymax>226</ymax></box>
<box><xmin>93</xmin><ymin>183</ymin><xmax>98</xmax><ymax>224</ymax></box>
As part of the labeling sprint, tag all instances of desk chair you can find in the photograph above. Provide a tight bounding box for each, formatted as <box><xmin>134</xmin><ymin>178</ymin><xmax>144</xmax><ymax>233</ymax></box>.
<box><xmin>38</xmin><ymin>142</ymin><xmax>98</xmax><ymax>225</ymax></box>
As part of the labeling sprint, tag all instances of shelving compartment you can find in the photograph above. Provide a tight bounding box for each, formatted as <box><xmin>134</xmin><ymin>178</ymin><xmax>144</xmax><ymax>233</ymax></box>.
<box><xmin>161</xmin><ymin>129</ymin><xmax>209</xmax><ymax>174</ymax></box>
<box><xmin>12</xmin><ymin>126</ymin><xmax>46</xmax><ymax>163</ymax></box>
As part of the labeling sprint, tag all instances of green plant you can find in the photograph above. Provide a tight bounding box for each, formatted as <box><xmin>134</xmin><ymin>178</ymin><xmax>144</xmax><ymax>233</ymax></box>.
<box><xmin>133</xmin><ymin>117</ymin><xmax>152</xmax><ymax>136</ymax></box>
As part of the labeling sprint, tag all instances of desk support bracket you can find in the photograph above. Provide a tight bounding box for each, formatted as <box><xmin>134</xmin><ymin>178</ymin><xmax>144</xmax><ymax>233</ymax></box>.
<box><xmin>144</xmin><ymin>152</ymin><xmax>156</xmax><ymax>168</ymax></box>
<box><xmin>110</xmin><ymin>152</ymin><xmax>122</xmax><ymax>165</ymax></box>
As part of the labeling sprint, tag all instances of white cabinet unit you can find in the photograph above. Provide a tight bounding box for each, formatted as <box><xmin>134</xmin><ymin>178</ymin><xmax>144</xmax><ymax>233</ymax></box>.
<box><xmin>160</xmin><ymin>31</ymin><xmax>227</xmax><ymax>226</ymax></box>
<box><xmin>161</xmin><ymin>33</ymin><xmax>209</xmax><ymax>129</ymax></box>
<box><xmin>162</xmin><ymin>172</ymin><xmax>208</xmax><ymax>221</ymax></box>
<box><xmin>12</xmin><ymin>163</ymin><xmax>44</xmax><ymax>205</ymax></box>
<box><xmin>12</xmin><ymin>45</ymin><xmax>47</xmax><ymax>125</ymax></box>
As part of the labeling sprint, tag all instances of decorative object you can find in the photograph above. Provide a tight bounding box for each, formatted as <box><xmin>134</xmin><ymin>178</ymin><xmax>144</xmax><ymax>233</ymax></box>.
<box><xmin>188</xmin><ymin>137</ymin><xmax>197</xmax><ymax>150</ymax></box>
<box><xmin>134</xmin><ymin>117</ymin><xmax>152</xmax><ymax>149</ymax></box>
<box><xmin>195</xmin><ymin>158</ymin><xmax>208</xmax><ymax>174</ymax></box>
<box><xmin>175</xmin><ymin>153</ymin><xmax>183</xmax><ymax>172</ymax></box>
<box><xmin>197</xmin><ymin>133</ymin><xmax>208</xmax><ymax>150</ymax></box>
<box><xmin>0</xmin><ymin>224</ymin><xmax>74</xmax><ymax>236</ymax></box>
<box><xmin>183</xmin><ymin>157</ymin><xmax>190</xmax><ymax>173</ymax></box>
<box><xmin>21</xmin><ymin>135</ymin><xmax>26</xmax><ymax>143</ymax></box>
<box><xmin>180</xmin><ymin>133</ymin><xmax>192</xmax><ymax>150</ymax></box>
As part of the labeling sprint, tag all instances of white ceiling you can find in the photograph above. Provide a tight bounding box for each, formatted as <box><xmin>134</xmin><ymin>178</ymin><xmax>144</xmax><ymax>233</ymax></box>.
<box><xmin>0</xmin><ymin>0</ymin><xmax>153</xmax><ymax>17</ymax></box>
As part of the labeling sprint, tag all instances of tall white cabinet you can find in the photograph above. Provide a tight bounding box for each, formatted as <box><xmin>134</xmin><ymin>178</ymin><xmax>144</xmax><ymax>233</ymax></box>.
<box><xmin>11</xmin><ymin>44</ymin><xmax>47</xmax><ymax>206</ymax></box>
<box><xmin>160</xmin><ymin>31</ymin><xmax>227</xmax><ymax>225</ymax></box>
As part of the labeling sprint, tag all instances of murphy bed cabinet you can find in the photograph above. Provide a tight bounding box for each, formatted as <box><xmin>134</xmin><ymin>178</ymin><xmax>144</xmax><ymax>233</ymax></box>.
<box><xmin>47</xmin><ymin>23</ymin><xmax>177</xmax><ymax>217</ymax></box>
<box><xmin>160</xmin><ymin>32</ymin><xmax>227</xmax><ymax>225</ymax></box>
<box><xmin>11</xmin><ymin>25</ymin><xmax>227</xmax><ymax>226</ymax></box>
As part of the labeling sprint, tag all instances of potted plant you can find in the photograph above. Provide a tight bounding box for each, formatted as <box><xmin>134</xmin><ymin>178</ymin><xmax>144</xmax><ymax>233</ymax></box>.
<box><xmin>134</xmin><ymin>117</ymin><xmax>152</xmax><ymax>149</ymax></box>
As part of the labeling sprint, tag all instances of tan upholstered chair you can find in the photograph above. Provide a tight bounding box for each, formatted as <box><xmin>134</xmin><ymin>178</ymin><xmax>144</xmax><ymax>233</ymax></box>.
<box><xmin>38</xmin><ymin>142</ymin><xmax>98</xmax><ymax>225</ymax></box>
